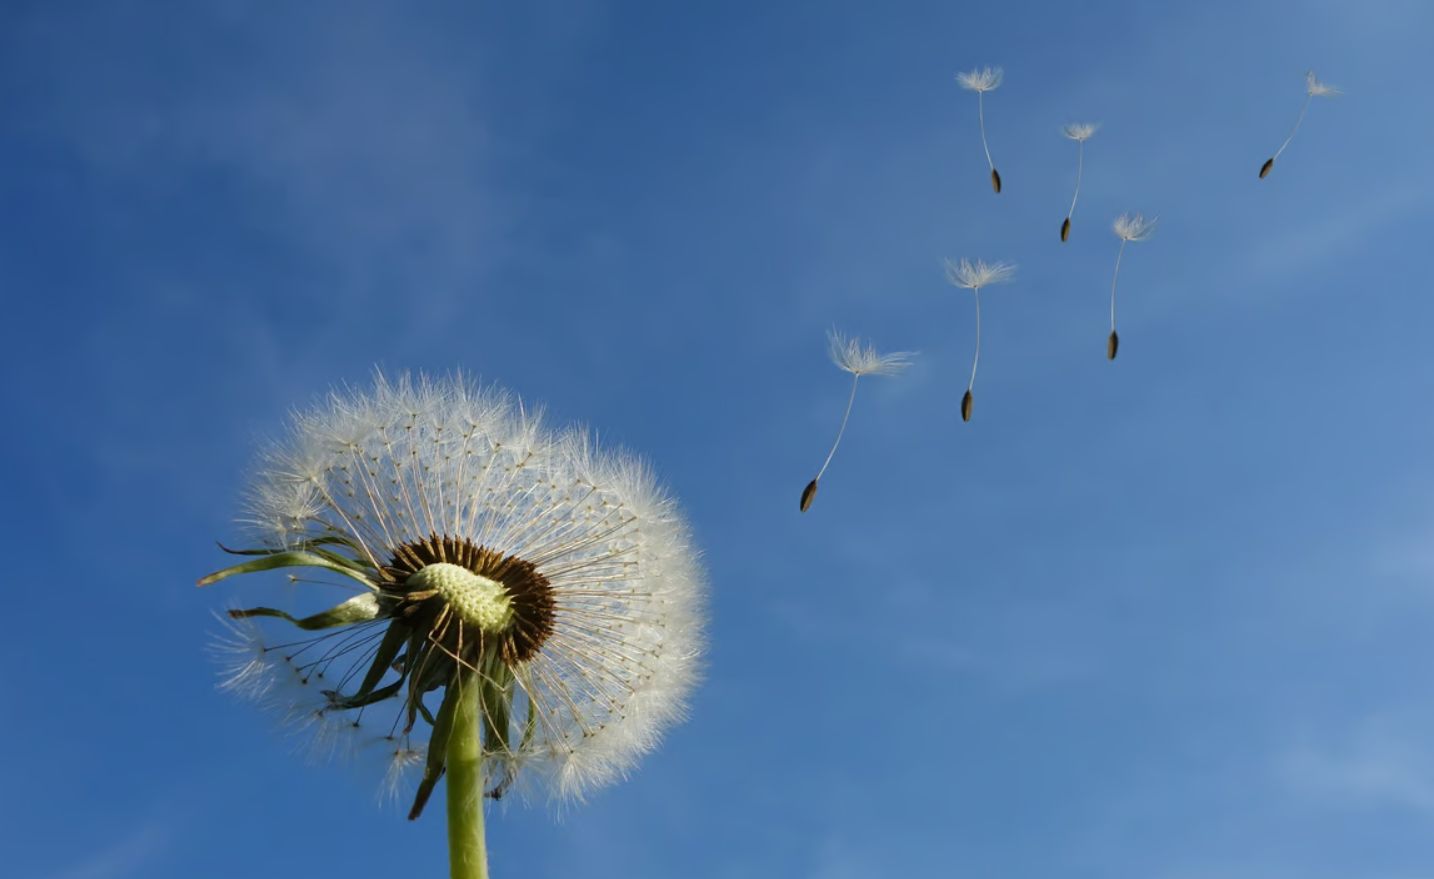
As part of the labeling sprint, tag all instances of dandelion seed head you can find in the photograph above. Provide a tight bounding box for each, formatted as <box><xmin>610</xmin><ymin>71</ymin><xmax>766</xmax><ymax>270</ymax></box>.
<box><xmin>212</xmin><ymin>370</ymin><xmax>707</xmax><ymax>808</ymax></box>
<box><xmin>1306</xmin><ymin>70</ymin><xmax>1340</xmax><ymax>97</ymax></box>
<box><xmin>957</xmin><ymin>66</ymin><xmax>1003</xmax><ymax>92</ymax></box>
<box><xmin>1062</xmin><ymin>122</ymin><xmax>1100</xmax><ymax>141</ymax></box>
<box><xmin>1113</xmin><ymin>212</ymin><xmax>1158</xmax><ymax>242</ymax></box>
<box><xmin>944</xmin><ymin>258</ymin><xmax>1017</xmax><ymax>290</ymax></box>
<box><xmin>827</xmin><ymin>329</ymin><xmax>915</xmax><ymax>377</ymax></box>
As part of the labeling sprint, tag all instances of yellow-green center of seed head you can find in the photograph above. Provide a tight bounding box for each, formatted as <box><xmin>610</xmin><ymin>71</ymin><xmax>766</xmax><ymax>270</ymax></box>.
<box><xmin>407</xmin><ymin>562</ymin><xmax>514</xmax><ymax>632</ymax></box>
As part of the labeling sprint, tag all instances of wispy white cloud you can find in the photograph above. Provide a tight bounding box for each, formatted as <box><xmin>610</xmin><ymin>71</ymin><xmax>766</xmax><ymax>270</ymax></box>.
<box><xmin>1244</xmin><ymin>178</ymin><xmax>1434</xmax><ymax>285</ymax></box>
<box><xmin>806</xmin><ymin>833</ymin><xmax>890</xmax><ymax>879</ymax></box>
<box><xmin>37</xmin><ymin>822</ymin><xmax>169</xmax><ymax>879</ymax></box>
<box><xmin>21</xmin><ymin>2</ymin><xmax>522</xmax><ymax>314</ymax></box>
<box><xmin>1278</xmin><ymin>711</ymin><xmax>1434</xmax><ymax>816</ymax></box>
<box><xmin>1366</xmin><ymin>488</ymin><xmax>1434</xmax><ymax>587</ymax></box>
<box><xmin>769</xmin><ymin>587</ymin><xmax>1098</xmax><ymax>692</ymax></box>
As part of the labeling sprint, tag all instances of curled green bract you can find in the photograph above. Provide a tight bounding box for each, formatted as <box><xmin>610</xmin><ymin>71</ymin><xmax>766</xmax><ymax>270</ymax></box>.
<box><xmin>197</xmin><ymin>547</ymin><xmax>379</xmax><ymax>591</ymax></box>
<box><xmin>229</xmin><ymin>593</ymin><xmax>381</xmax><ymax>630</ymax></box>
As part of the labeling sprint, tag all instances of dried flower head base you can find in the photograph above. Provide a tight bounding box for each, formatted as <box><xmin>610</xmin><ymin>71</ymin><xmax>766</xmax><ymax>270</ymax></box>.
<box><xmin>801</xmin><ymin>330</ymin><xmax>913</xmax><ymax>511</ymax></box>
<box><xmin>944</xmin><ymin>258</ymin><xmax>1016</xmax><ymax>420</ymax></box>
<box><xmin>958</xmin><ymin>67</ymin><xmax>1004</xmax><ymax>193</ymax></box>
<box><xmin>1060</xmin><ymin>123</ymin><xmax>1099</xmax><ymax>241</ymax></box>
<box><xmin>1261</xmin><ymin>70</ymin><xmax>1340</xmax><ymax>178</ymax></box>
<box><xmin>200</xmin><ymin>372</ymin><xmax>705</xmax><ymax>879</ymax></box>
<box><xmin>1107</xmin><ymin>213</ymin><xmax>1157</xmax><ymax>360</ymax></box>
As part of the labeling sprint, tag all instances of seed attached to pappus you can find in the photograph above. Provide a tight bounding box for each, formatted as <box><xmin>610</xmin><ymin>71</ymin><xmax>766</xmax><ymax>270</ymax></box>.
<box><xmin>800</xmin><ymin>330</ymin><xmax>914</xmax><ymax>512</ymax></box>
<box><xmin>1259</xmin><ymin>71</ymin><xmax>1339</xmax><ymax>180</ymax></box>
<box><xmin>1107</xmin><ymin>213</ymin><xmax>1156</xmax><ymax>360</ymax></box>
<box><xmin>944</xmin><ymin>258</ymin><xmax>1016</xmax><ymax>424</ymax></box>
<box><xmin>1060</xmin><ymin>123</ymin><xmax>1099</xmax><ymax>241</ymax></box>
<box><xmin>957</xmin><ymin>66</ymin><xmax>1004</xmax><ymax>195</ymax></box>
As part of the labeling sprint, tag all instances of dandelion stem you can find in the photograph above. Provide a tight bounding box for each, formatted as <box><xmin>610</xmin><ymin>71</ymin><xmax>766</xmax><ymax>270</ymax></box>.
<box><xmin>1110</xmin><ymin>239</ymin><xmax>1127</xmax><ymax>333</ymax></box>
<box><xmin>1273</xmin><ymin>93</ymin><xmax>1314</xmax><ymax>161</ymax></box>
<box><xmin>814</xmin><ymin>373</ymin><xmax>860</xmax><ymax>482</ymax></box>
<box><xmin>447</xmin><ymin>670</ymin><xmax>490</xmax><ymax>879</ymax></box>
<box><xmin>1067</xmin><ymin>139</ymin><xmax>1085</xmax><ymax>219</ymax></box>
<box><xmin>969</xmin><ymin>288</ymin><xmax>982</xmax><ymax>392</ymax></box>
<box><xmin>977</xmin><ymin>92</ymin><xmax>994</xmax><ymax>171</ymax></box>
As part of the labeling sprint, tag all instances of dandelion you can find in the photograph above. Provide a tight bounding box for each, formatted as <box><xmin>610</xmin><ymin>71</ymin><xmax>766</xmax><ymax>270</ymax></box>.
<box><xmin>801</xmin><ymin>329</ymin><xmax>914</xmax><ymax>512</ymax></box>
<box><xmin>198</xmin><ymin>371</ymin><xmax>705</xmax><ymax>879</ymax></box>
<box><xmin>1107</xmin><ymin>213</ymin><xmax>1158</xmax><ymax>360</ymax></box>
<box><xmin>944</xmin><ymin>259</ymin><xmax>1016</xmax><ymax>420</ymax></box>
<box><xmin>957</xmin><ymin>66</ymin><xmax>1004</xmax><ymax>193</ymax></box>
<box><xmin>1060</xmin><ymin>123</ymin><xmax>1100</xmax><ymax>242</ymax></box>
<box><xmin>1260</xmin><ymin>70</ymin><xmax>1340</xmax><ymax>178</ymax></box>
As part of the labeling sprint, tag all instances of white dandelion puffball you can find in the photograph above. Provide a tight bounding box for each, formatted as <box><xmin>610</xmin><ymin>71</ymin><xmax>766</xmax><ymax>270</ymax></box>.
<box><xmin>957</xmin><ymin>66</ymin><xmax>1003</xmax><ymax>92</ymax></box>
<box><xmin>207</xmin><ymin>371</ymin><xmax>706</xmax><ymax>812</ymax></box>
<box><xmin>944</xmin><ymin>257</ymin><xmax>1017</xmax><ymax>290</ymax></box>
<box><xmin>1305</xmin><ymin>70</ymin><xmax>1340</xmax><ymax>97</ymax></box>
<box><xmin>827</xmin><ymin>328</ymin><xmax>915</xmax><ymax>377</ymax></box>
<box><xmin>1113</xmin><ymin>212</ymin><xmax>1158</xmax><ymax>242</ymax></box>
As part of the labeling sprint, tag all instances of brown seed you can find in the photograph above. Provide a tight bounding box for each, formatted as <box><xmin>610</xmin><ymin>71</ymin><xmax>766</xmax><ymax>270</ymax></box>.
<box><xmin>800</xmin><ymin>478</ymin><xmax>818</xmax><ymax>512</ymax></box>
<box><xmin>1060</xmin><ymin>217</ymin><xmax>1071</xmax><ymax>242</ymax></box>
<box><xmin>1259</xmin><ymin>158</ymin><xmax>1274</xmax><ymax>179</ymax></box>
<box><xmin>990</xmin><ymin>168</ymin><xmax>1002</xmax><ymax>194</ymax></box>
<box><xmin>1107</xmin><ymin>330</ymin><xmax>1120</xmax><ymax>360</ymax></box>
<box><xmin>961</xmin><ymin>389</ymin><xmax>974</xmax><ymax>422</ymax></box>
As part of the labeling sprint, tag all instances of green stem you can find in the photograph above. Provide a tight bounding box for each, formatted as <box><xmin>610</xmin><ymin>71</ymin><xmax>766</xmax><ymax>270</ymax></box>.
<box><xmin>447</xmin><ymin>670</ymin><xmax>490</xmax><ymax>879</ymax></box>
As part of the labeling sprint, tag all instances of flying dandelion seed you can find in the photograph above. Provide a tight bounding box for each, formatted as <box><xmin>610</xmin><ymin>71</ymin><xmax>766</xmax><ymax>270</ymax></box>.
<box><xmin>199</xmin><ymin>371</ymin><xmax>706</xmax><ymax>879</ymax></box>
<box><xmin>957</xmin><ymin>67</ymin><xmax>1004</xmax><ymax>193</ymax></box>
<box><xmin>1060</xmin><ymin>123</ymin><xmax>1099</xmax><ymax>241</ymax></box>
<box><xmin>1261</xmin><ymin>70</ymin><xmax>1340</xmax><ymax>178</ymax></box>
<box><xmin>801</xmin><ymin>329</ymin><xmax>914</xmax><ymax>512</ymax></box>
<box><xmin>944</xmin><ymin>259</ymin><xmax>1016</xmax><ymax>420</ymax></box>
<box><xmin>1108</xmin><ymin>213</ymin><xmax>1158</xmax><ymax>360</ymax></box>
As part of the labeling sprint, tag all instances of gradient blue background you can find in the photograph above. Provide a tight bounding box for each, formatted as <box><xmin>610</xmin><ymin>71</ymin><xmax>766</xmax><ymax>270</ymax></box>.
<box><xmin>3</xmin><ymin>1</ymin><xmax>1432</xmax><ymax>877</ymax></box>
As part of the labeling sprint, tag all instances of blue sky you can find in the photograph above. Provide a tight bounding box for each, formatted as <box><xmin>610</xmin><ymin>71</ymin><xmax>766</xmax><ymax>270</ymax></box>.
<box><xmin>3</xmin><ymin>1</ymin><xmax>1433</xmax><ymax>877</ymax></box>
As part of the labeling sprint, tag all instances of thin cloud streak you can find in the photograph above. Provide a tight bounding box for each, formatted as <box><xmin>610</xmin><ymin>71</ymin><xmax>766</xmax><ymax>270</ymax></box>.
<box><xmin>1278</xmin><ymin>713</ymin><xmax>1434</xmax><ymax>816</ymax></box>
<box><xmin>38</xmin><ymin>823</ymin><xmax>170</xmax><ymax>879</ymax></box>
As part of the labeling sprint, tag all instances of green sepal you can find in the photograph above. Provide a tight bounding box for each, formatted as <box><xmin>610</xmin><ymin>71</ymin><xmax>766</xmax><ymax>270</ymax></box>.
<box><xmin>518</xmin><ymin>690</ymin><xmax>537</xmax><ymax>751</ymax></box>
<box><xmin>228</xmin><ymin>592</ymin><xmax>381</xmax><ymax>630</ymax></box>
<box><xmin>325</xmin><ymin>677</ymin><xmax>405</xmax><ymax>710</ymax></box>
<box><xmin>305</xmin><ymin>545</ymin><xmax>378</xmax><ymax>575</ymax></box>
<box><xmin>197</xmin><ymin>550</ymin><xmax>378</xmax><ymax>591</ymax></box>
<box><xmin>409</xmin><ymin>672</ymin><xmax>463</xmax><ymax>821</ymax></box>
<box><xmin>481</xmin><ymin>654</ymin><xmax>517</xmax><ymax>799</ymax></box>
<box><xmin>353</xmin><ymin>622</ymin><xmax>410</xmax><ymax>699</ymax></box>
<box><xmin>401</xmin><ymin>629</ymin><xmax>453</xmax><ymax>734</ymax></box>
<box><xmin>218</xmin><ymin>535</ymin><xmax>365</xmax><ymax>556</ymax></box>
<box><xmin>214</xmin><ymin>537</ymin><xmax>375</xmax><ymax>572</ymax></box>
<box><xmin>414</xmin><ymin>649</ymin><xmax>456</xmax><ymax>694</ymax></box>
<box><xmin>480</xmin><ymin>653</ymin><xmax>514</xmax><ymax>758</ymax></box>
